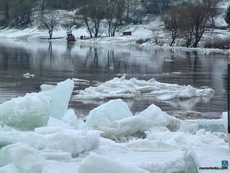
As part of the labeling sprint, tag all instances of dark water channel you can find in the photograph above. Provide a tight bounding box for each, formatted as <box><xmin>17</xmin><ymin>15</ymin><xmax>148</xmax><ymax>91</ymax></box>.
<box><xmin>0</xmin><ymin>40</ymin><xmax>230</xmax><ymax>118</ymax></box>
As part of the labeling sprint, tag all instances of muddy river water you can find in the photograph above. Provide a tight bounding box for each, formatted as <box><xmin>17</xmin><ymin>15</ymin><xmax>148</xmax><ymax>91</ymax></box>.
<box><xmin>0</xmin><ymin>40</ymin><xmax>230</xmax><ymax>118</ymax></box>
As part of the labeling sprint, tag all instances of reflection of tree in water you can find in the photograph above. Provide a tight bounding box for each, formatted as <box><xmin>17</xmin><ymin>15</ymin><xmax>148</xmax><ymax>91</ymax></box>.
<box><xmin>164</xmin><ymin>49</ymin><xmax>175</xmax><ymax>73</ymax></box>
<box><xmin>48</xmin><ymin>41</ymin><xmax>52</xmax><ymax>57</ymax></box>
<box><xmin>186</xmin><ymin>51</ymin><xmax>201</xmax><ymax>71</ymax></box>
<box><xmin>80</xmin><ymin>46</ymin><xmax>145</xmax><ymax>75</ymax></box>
<box><xmin>93</xmin><ymin>48</ymin><xmax>98</xmax><ymax>69</ymax></box>
<box><xmin>66</xmin><ymin>42</ymin><xmax>75</xmax><ymax>57</ymax></box>
<box><xmin>0</xmin><ymin>48</ymin><xmax>9</xmax><ymax>70</ymax></box>
<box><xmin>0</xmin><ymin>45</ymin><xmax>32</xmax><ymax>71</ymax></box>
<box><xmin>223</xmin><ymin>67</ymin><xmax>229</xmax><ymax>91</ymax></box>
<box><xmin>82</xmin><ymin>47</ymin><xmax>105</xmax><ymax>73</ymax></box>
<box><xmin>164</xmin><ymin>50</ymin><xmax>202</xmax><ymax>73</ymax></box>
<box><xmin>162</xmin><ymin>50</ymin><xmax>205</xmax><ymax>85</ymax></box>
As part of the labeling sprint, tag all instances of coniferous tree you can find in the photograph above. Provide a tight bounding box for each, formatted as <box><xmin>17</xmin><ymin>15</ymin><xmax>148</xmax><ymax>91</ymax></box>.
<box><xmin>224</xmin><ymin>5</ymin><xmax>230</xmax><ymax>26</ymax></box>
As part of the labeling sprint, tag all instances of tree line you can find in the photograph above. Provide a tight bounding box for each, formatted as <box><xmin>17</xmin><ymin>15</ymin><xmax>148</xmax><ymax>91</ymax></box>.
<box><xmin>163</xmin><ymin>0</ymin><xmax>223</xmax><ymax>47</ymax></box>
<box><xmin>0</xmin><ymin>0</ymin><xmax>229</xmax><ymax>48</ymax></box>
<box><xmin>0</xmin><ymin>0</ymin><xmax>175</xmax><ymax>28</ymax></box>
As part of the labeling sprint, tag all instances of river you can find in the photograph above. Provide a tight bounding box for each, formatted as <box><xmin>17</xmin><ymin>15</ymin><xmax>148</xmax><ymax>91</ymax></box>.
<box><xmin>0</xmin><ymin>40</ymin><xmax>229</xmax><ymax>118</ymax></box>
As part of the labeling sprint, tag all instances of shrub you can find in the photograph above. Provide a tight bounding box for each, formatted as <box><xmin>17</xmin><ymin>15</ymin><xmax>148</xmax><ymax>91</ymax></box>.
<box><xmin>204</xmin><ymin>38</ymin><xmax>230</xmax><ymax>49</ymax></box>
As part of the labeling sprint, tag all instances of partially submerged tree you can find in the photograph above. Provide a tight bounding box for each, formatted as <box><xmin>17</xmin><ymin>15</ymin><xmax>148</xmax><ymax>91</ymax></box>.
<box><xmin>163</xmin><ymin>6</ymin><xmax>183</xmax><ymax>46</ymax></box>
<box><xmin>187</xmin><ymin>0</ymin><xmax>219</xmax><ymax>47</ymax></box>
<box><xmin>41</xmin><ymin>11</ymin><xmax>59</xmax><ymax>39</ymax></box>
<box><xmin>164</xmin><ymin>0</ymin><xmax>220</xmax><ymax>47</ymax></box>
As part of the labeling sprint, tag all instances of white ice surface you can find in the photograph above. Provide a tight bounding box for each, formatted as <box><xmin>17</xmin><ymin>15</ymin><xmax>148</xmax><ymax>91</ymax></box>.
<box><xmin>0</xmin><ymin>127</ymin><xmax>100</xmax><ymax>157</ymax></box>
<box><xmin>179</xmin><ymin>119</ymin><xmax>226</xmax><ymax>133</ymax></box>
<box><xmin>62</xmin><ymin>109</ymin><xmax>79</xmax><ymax>129</ymax></box>
<box><xmin>85</xmin><ymin>102</ymin><xmax>180</xmax><ymax>139</ymax></box>
<box><xmin>85</xmin><ymin>99</ymin><xmax>133</xmax><ymax>129</ymax></box>
<box><xmin>0</xmin><ymin>79</ymin><xmax>229</xmax><ymax>173</ymax></box>
<box><xmin>78</xmin><ymin>153</ymin><xmax>149</xmax><ymax>173</ymax></box>
<box><xmin>0</xmin><ymin>142</ymin><xmax>45</xmax><ymax>173</ymax></box>
<box><xmin>73</xmin><ymin>75</ymin><xmax>214</xmax><ymax>102</ymax></box>
<box><xmin>0</xmin><ymin>92</ymin><xmax>50</xmax><ymax>130</ymax></box>
<box><xmin>42</xmin><ymin>79</ymin><xmax>74</xmax><ymax>119</ymax></box>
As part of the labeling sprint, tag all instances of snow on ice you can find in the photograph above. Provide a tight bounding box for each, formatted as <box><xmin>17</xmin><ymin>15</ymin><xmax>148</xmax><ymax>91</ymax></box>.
<box><xmin>0</xmin><ymin>78</ymin><xmax>229</xmax><ymax>173</ymax></box>
<box><xmin>73</xmin><ymin>75</ymin><xmax>214</xmax><ymax>102</ymax></box>
<box><xmin>0</xmin><ymin>92</ymin><xmax>50</xmax><ymax>130</ymax></box>
<box><xmin>42</xmin><ymin>79</ymin><xmax>74</xmax><ymax>119</ymax></box>
<box><xmin>85</xmin><ymin>99</ymin><xmax>133</xmax><ymax>129</ymax></box>
<box><xmin>84</xmin><ymin>101</ymin><xmax>180</xmax><ymax>139</ymax></box>
<box><xmin>78</xmin><ymin>153</ymin><xmax>149</xmax><ymax>173</ymax></box>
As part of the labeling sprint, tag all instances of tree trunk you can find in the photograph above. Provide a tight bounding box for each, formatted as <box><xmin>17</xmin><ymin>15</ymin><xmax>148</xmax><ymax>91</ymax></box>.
<box><xmin>49</xmin><ymin>30</ymin><xmax>53</xmax><ymax>39</ymax></box>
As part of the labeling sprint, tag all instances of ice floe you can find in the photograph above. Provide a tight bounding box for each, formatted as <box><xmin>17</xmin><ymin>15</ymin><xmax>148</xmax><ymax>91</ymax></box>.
<box><xmin>78</xmin><ymin>153</ymin><xmax>149</xmax><ymax>173</ymax></box>
<box><xmin>85</xmin><ymin>99</ymin><xmax>133</xmax><ymax>129</ymax></box>
<box><xmin>42</xmin><ymin>79</ymin><xmax>74</xmax><ymax>119</ymax></box>
<box><xmin>73</xmin><ymin>75</ymin><xmax>214</xmax><ymax>102</ymax></box>
<box><xmin>23</xmin><ymin>73</ymin><xmax>35</xmax><ymax>78</ymax></box>
<box><xmin>83</xmin><ymin>100</ymin><xmax>180</xmax><ymax>139</ymax></box>
<box><xmin>0</xmin><ymin>78</ymin><xmax>229</xmax><ymax>173</ymax></box>
<box><xmin>0</xmin><ymin>92</ymin><xmax>50</xmax><ymax>130</ymax></box>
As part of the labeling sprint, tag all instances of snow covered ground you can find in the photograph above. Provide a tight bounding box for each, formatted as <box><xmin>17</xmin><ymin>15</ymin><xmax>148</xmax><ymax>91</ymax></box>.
<box><xmin>0</xmin><ymin>79</ymin><xmax>229</xmax><ymax>173</ymax></box>
<box><xmin>0</xmin><ymin>19</ymin><xmax>229</xmax><ymax>50</ymax></box>
<box><xmin>0</xmin><ymin>6</ymin><xmax>229</xmax><ymax>50</ymax></box>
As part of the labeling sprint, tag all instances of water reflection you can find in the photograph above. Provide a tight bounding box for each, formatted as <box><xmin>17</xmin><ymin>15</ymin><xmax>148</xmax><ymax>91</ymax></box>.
<box><xmin>0</xmin><ymin>40</ymin><xmax>230</xmax><ymax>117</ymax></box>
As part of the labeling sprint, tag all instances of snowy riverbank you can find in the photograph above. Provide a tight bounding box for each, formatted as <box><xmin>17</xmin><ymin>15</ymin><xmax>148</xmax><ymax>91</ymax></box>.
<box><xmin>0</xmin><ymin>17</ymin><xmax>230</xmax><ymax>53</ymax></box>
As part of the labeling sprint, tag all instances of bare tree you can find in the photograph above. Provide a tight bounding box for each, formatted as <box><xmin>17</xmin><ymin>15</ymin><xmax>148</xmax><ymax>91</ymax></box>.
<box><xmin>185</xmin><ymin>0</ymin><xmax>220</xmax><ymax>47</ymax></box>
<box><xmin>89</xmin><ymin>0</ymin><xmax>107</xmax><ymax>37</ymax></box>
<box><xmin>104</xmin><ymin>0</ymin><xmax>126</xmax><ymax>36</ymax></box>
<box><xmin>62</xmin><ymin>22</ymin><xmax>74</xmax><ymax>34</ymax></box>
<box><xmin>141</xmin><ymin>0</ymin><xmax>170</xmax><ymax>14</ymax></box>
<box><xmin>61</xmin><ymin>13</ymin><xmax>78</xmax><ymax>34</ymax></box>
<box><xmin>163</xmin><ymin>6</ymin><xmax>181</xmax><ymax>46</ymax></box>
<box><xmin>78</xmin><ymin>2</ymin><xmax>93</xmax><ymax>38</ymax></box>
<box><xmin>208</xmin><ymin>0</ymin><xmax>222</xmax><ymax>29</ymax></box>
<box><xmin>115</xmin><ymin>0</ymin><xmax>126</xmax><ymax>25</ymax></box>
<box><xmin>163</xmin><ymin>5</ymin><xmax>192</xmax><ymax>47</ymax></box>
<box><xmin>42</xmin><ymin>11</ymin><xmax>59</xmax><ymax>39</ymax></box>
<box><xmin>155</xmin><ymin>0</ymin><xmax>170</xmax><ymax>14</ymax></box>
<box><xmin>78</xmin><ymin>0</ymin><xmax>107</xmax><ymax>38</ymax></box>
<box><xmin>129</xmin><ymin>0</ymin><xmax>146</xmax><ymax>24</ymax></box>
<box><xmin>105</xmin><ymin>1</ymin><xmax>117</xmax><ymax>36</ymax></box>
<box><xmin>164</xmin><ymin>0</ymin><xmax>220</xmax><ymax>47</ymax></box>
